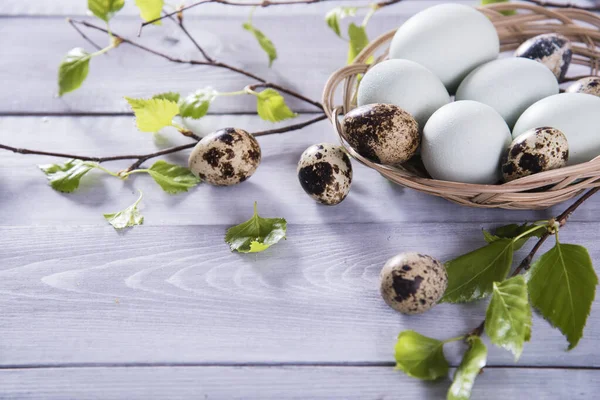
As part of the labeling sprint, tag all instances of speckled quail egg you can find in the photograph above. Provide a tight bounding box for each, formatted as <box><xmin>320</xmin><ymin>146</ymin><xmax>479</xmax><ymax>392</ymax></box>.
<box><xmin>342</xmin><ymin>104</ymin><xmax>419</xmax><ymax>165</ymax></box>
<box><xmin>380</xmin><ymin>252</ymin><xmax>448</xmax><ymax>315</ymax></box>
<box><xmin>566</xmin><ymin>76</ymin><xmax>600</xmax><ymax>97</ymax></box>
<box><xmin>501</xmin><ymin>127</ymin><xmax>569</xmax><ymax>182</ymax></box>
<box><xmin>188</xmin><ymin>127</ymin><xmax>261</xmax><ymax>186</ymax></box>
<box><xmin>297</xmin><ymin>143</ymin><xmax>352</xmax><ymax>205</ymax></box>
<box><xmin>515</xmin><ymin>33</ymin><xmax>572</xmax><ymax>81</ymax></box>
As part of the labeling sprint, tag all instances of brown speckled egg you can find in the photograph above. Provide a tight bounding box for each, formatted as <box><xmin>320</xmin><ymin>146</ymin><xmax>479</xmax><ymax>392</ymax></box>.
<box><xmin>342</xmin><ymin>104</ymin><xmax>419</xmax><ymax>165</ymax></box>
<box><xmin>188</xmin><ymin>128</ymin><xmax>261</xmax><ymax>186</ymax></box>
<box><xmin>297</xmin><ymin>143</ymin><xmax>352</xmax><ymax>205</ymax></box>
<box><xmin>380</xmin><ymin>252</ymin><xmax>447</xmax><ymax>315</ymax></box>
<box><xmin>515</xmin><ymin>33</ymin><xmax>572</xmax><ymax>81</ymax></box>
<box><xmin>566</xmin><ymin>77</ymin><xmax>600</xmax><ymax>97</ymax></box>
<box><xmin>501</xmin><ymin>127</ymin><xmax>569</xmax><ymax>182</ymax></box>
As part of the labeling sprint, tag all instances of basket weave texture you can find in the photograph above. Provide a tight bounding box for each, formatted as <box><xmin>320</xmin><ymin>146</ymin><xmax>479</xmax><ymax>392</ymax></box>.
<box><xmin>322</xmin><ymin>2</ymin><xmax>600</xmax><ymax>210</ymax></box>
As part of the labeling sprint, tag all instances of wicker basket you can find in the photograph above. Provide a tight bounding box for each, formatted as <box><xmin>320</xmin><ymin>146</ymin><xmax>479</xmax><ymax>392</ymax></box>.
<box><xmin>322</xmin><ymin>2</ymin><xmax>600</xmax><ymax>210</ymax></box>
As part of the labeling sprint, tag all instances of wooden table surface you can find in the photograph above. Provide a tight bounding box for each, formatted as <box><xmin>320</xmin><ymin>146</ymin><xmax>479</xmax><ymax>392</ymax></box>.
<box><xmin>1</xmin><ymin>0</ymin><xmax>599</xmax><ymax>398</ymax></box>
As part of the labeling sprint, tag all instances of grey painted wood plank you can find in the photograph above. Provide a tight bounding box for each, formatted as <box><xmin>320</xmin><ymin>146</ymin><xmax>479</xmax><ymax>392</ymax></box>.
<box><xmin>1</xmin><ymin>366</ymin><xmax>599</xmax><ymax>399</ymax></box>
<box><xmin>3</xmin><ymin>115</ymin><xmax>598</xmax><ymax>226</ymax></box>
<box><xmin>0</xmin><ymin>2</ymin><xmax>594</xmax><ymax>114</ymax></box>
<box><xmin>1</xmin><ymin>223</ymin><xmax>598</xmax><ymax>366</ymax></box>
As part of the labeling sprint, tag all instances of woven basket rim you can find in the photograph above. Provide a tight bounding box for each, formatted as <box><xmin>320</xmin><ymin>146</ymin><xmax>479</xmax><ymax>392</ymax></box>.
<box><xmin>321</xmin><ymin>1</ymin><xmax>600</xmax><ymax>209</ymax></box>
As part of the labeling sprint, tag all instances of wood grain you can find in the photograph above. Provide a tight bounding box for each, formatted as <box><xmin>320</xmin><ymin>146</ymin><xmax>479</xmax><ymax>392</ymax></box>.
<box><xmin>1</xmin><ymin>223</ymin><xmax>598</xmax><ymax>367</ymax></box>
<box><xmin>1</xmin><ymin>366</ymin><xmax>599</xmax><ymax>399</ymax></box>
<box><xmin>3</xmin><ymin>115</ymin><xmax>598</xmax><ymax>226</ymax></box>
<box><xmin>1</xmin><ymin>1</ymin><xmax>589</xmax><ymax>115</ymax></box>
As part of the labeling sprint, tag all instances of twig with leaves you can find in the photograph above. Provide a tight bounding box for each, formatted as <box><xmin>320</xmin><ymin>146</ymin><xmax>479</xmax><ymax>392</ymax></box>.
<box><xmin>394</xmin><ymin>187</ymin><xmax>599</xmax><ymax>399</ymax></box>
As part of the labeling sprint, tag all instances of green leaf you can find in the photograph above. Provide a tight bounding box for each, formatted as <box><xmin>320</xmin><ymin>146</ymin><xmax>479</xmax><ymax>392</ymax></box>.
<box><xmin>442</xmin><ymin>239</ymin><xmax>514</xmax><ymax>303</ymax></box>
<box><xmin>528</xmin><ymin>242</ymin><xmax>598</xmax><ymax>350</ymax></box>
<box><xmin>125</xmin><ymin>97</ymin><xmax>180</xmax><ymax>133</ymax></box>
<box><xmin>179</xmin><ymin>88</ymin><xmax>218</xmax><ymax>120</ymax></box>
<box><xmin>58</xmin><ymin>48</ymin><xmax>91</xmax><ymax>96</ymax></box>
<box><xmin>87</xmin><ymin>0</ymin><xmax>125</xmax><ymax>22</ymax></box>
<box><xmin>481</xmin><ymin>0</ymin><xmax>516</xmax><ymax>15</ymax></box>
<box><xmin>447</xmin><ymin>336</ymin><xmax>487</xmax><ymax>400</ymax></box>
<box><xmin>152</xmin><ymin>92</ymin><xmax>180</xmax><ymax>103</ymax></box>
<box><xmin>135</xmin><ymin>0</ymin><xmax>163</xmax><ymax>24</ymax></box>
<box><xmin>143</xmin><ymin>160</ymin><xmax>201</xmax><ymax>194</ymax></box>
<box><xmin>103</xmin><ymin>191</ymin><xmax>144</xmax><ymax>230</ymax></box>
<box><xmin>39</xmin><ymin>159</ymin><xmax>97</xmax><ymax>193</ymax></box>
<box><xmin>485</xmin><ymin>275</ymin><xmax>532</xmax><ymax>360</ymax></box>
<box><xmin>225</xmin><ymin>202</ymin><xmax>287</xmax><ymax>253</ymax></box>
<box><xmin>483</xmin><ymin>223</ymin><xmax>544</xmax><ymax>251</ymax></box>
<box><xmin>394</xmin><ymin>331</ymin><xmax>449</xmax><ymax>380</ymax></box>
<box><xmin>242</xmin><ymin>22</ymin><xmax>277</xmax><ymax>67</ymax></box>
<box><xmin>255</xmin><ymin>89</ymin><xmax>297</xmax><ymax>122</ymax></box>
<box><xmin>347</xmin><ymin>23</ymin><xmax>369</xmax><ymax>64</ymax></box>
<box><xmin>325</xmin><ymin>7</ymin><xmax>357</xmax><ymax>37</ymax></box>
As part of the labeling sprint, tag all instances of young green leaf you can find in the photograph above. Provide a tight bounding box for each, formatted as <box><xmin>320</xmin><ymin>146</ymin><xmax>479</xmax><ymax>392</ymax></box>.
<box><xmin>88</xmin><ymin>0</ymin><xmax>125</xmax><ymax>22</ymax></box>
<box><xmin>255</xmin><ymin>89</ymin><xmax>297</xmax><ymax>122</ymax></box>
<box><xmin>144</xmin><ymin>160</ymin><xmax>201</xmax><ymax>194</ymax></box>
<box><xmin>485</xmin><ymin>275</ymin><xmax>532</xmax><ymax>360</ymax></box>
<box><xmin>39</xmin><ymin>159</ymin><xmax>98</xmax><ymax>193</ymax></box>
<box><xmin>135</xmin><ymin>0</ymin><xmax>163</xmax><ymax>24</ymax></box>
<box><xmin>483</xmin><ymin>223</ymin><xmax>544</xmax><ymax>251</ymax></box>
<box><xmin>442</xmin><ymin>239</ymin><xmax>514</xmax><ymax>303</ymax></box>
<box><xmin>243</xmin><ymin>22</ymin><xmax>277</xmax><ymax>67</ymax></box>
<box><xmin>394</xmin><ymin>330</ymin><xmax>449</xmax><ymax>380</ymax></box>
<box><xmin>325</xmin><ymin>7</ymin><xmax>357</xmax><ymax>37</ymax></box>
<box><xmin>125</xmin><ymin>97</ymin><xmax>180</xmax><ymax>133</ymax></box>
<box><xmin>152</xmin><ymin>92</ymin><xmax>180</xmax><ymax>103</ymax></box>
<box><xmin>225</xmin><ymin>203</ymin><xmax>287</xmax><ymax>253</ymax></box>
<box><xmin>103</xmin><ymin>191</ymin><xmax>144</xmax><ymax>230</ymax></box>
<box><xmin>528</xmin><ymin>242</ymin><xmax>598</xmax><ymax>350</ymax></box>
<box><xmin>58</xmin><ymin>48</ymin><xmax>91</xmax><ymax>96</ymax></box>
<box><xmin>347</xmin><ymin>23</ymin><xmax>369</xmax><ymax>64</ymax></box>
<box><xmin>179</xmin><ymin>88</ymin><xmax>219</xmax><ymax>120</ymax></box>
<box><xmin>447</xmin><ymin>336</ymin><xmax>487</xmax><ymax>400</ymax></box>
<box><xmin>481</xmin><ymin>0</ymin><xmax>516</xmax><ymax>15</ymax></box>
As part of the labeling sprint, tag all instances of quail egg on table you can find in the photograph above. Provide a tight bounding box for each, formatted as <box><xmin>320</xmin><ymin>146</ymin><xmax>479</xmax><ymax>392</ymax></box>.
<box><xmin>515</xmin><ymin>33</ymin><xmax>572</xmax><ymax>81</ymax></box>
<box><xmin>188</xmin><ymin>127</ymin><xmax>261</xmax><ymax>186</ymax></box>
<box><xmin>389</xmin><ymin>3</ymin><xmax>499</xmax><ymax>92</ymax></box>
<box><xmin>501</xmin><ymin>127</ymin><xmax>569</xmax><ymax>182</ymax></box>
<box><xmin>380</xmin><ymin>252</ymin><xmax>448</xmax><ymax>315</ymax></box>
<box><xmin>421</xmin><ymin>100</ymin><xmax>512</xmax><ymax>184</ymax></box>
<box><xmin>357</xmin><ymin>59</ymin><xmax>450</xmax><ymax>130</ymax></box>
<box><xmin>297</xmin><ymin>143</ymin><xmax>352</xmax><ymax>205</ymax></box>
<box><xmin>342</xmin><ymin>104</ymin><xmax>419</xmax><ymax>165</ymax></box>
<box><xmin>566</xmin><ymin>76</ymin><xmax>600</xmax><ymax>97</ymax></box>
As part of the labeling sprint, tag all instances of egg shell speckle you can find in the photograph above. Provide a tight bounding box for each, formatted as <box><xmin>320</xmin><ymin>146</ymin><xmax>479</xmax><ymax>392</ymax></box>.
<box><xmin>502</xmin><ymin>127</ymin><xmax>569</xmax><ymax>182</ymax></box>
<box><xmin>357</xmin><ymin>59</ymin><xmax>450</xmax><ymax>131</ymax></box>
<box><xmin>515</xmin><ymin>33</ymin><xmax>572</xmax><ymax>81</ymax></box>
<box><xmin>342</xmin><ymin>104</ymin><xmax>419</xmax><ymax>165</ymax></box>
<box><xmin>566</xmin><ymin>77</ymin><xmax>600</xmax><ymax>97</ymax></box>
<box><xmin>188</xmin><ymin>128</ymin><xmax>261</xmax><ymax>186</ymax></box>
<box><xmin>380</xmin><ymin>252</ymin><xmax>448</xmax><ymax>315</ymax></box>
<box><xmin>512</xmin><ymin>93</ymin><xmax>600</xmax><ymax>165</ymax></box>
<box><xmin>297</xmin><ymin>143</ymin><xmax>352</xmax><ymax>205</ymax></box>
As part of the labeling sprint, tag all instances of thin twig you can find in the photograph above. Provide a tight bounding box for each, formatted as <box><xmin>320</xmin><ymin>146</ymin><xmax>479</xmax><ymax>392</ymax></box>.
<box><xmin>0</xmin><ymin>113</ymin><xmax>326</xmax><ymax>168</ymax></box>
<box><xmin>67</xmin><ymin>17</ymin><xmax>103</xmax><ymax>51</ymax></box>
<box><xmin>468</xmin><ymin>186</ymin><xmax>600</xmax><ymax>338</ymax></box>
<box><xmin>521</xmin><ymin>0</ymin><xmax>600</xmax><ymax>12</ymax></box>
<box><xmin>141</xmin><ymin>0</ymin><xmax>324</xmax><ymax>29</ymax></box>
<box><xmin>70</xmin><ymin>19</ymin><xmax>323</xmax><ymax>111</ymax></box>
<box><xmin>163</xmin><ymin>10</ymin><xmax>214</xmax><ymax>62</ymax></box>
